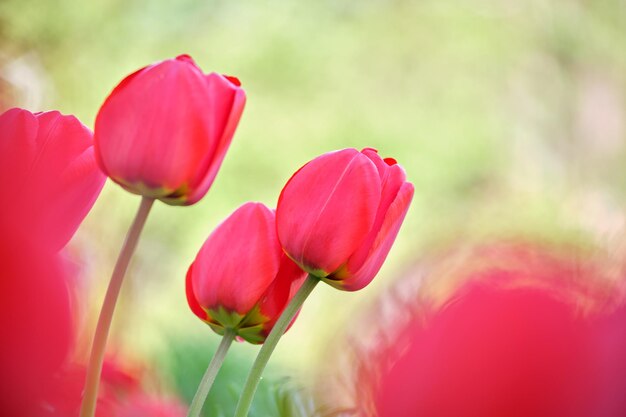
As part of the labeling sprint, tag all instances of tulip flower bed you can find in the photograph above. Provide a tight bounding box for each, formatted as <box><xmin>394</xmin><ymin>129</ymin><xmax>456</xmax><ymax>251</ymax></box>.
<box><xmin>0</xmin><ymin>55</ymin><xmax>414</xmax><ymax>417</ymax></box>
<box><xmin>2</xmin><ymin>54</ymin><xmax>626</xmax><ymax>417</ymax></box>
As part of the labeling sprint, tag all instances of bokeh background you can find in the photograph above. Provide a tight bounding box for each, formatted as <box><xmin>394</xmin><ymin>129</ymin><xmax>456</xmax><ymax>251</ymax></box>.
<box><xmin>1</xmin><ymin>1</ymin><xmax>625</xmax><ymax>415</ymax></box>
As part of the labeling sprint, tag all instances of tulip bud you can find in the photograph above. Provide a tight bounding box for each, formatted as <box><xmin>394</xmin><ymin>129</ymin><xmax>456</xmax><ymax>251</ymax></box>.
<box><xmin>0</xmin><ymin>108</ymin><xmax>105</xmax><ymax>251</ymax></box>
<box><xmin>186</xmin><ymin>202</ymin><xmax>307</xmax><ymax>344</ymax></box>
<box><xmin>94</xmin><ymin>55</ymin><xmax>246</xmax><ymax>205</ymax></box>
<box><xmin>276</xmin><ymin>148</ymin><xmax>414</xmax><ymax>290</ymax></box>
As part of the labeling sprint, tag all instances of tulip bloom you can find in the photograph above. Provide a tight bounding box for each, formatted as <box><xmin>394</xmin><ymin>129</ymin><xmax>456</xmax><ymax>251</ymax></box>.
<box><xmin>186</xmin><ymin>202</ymin><xmax>307</xmax><ymax>343</ymax></box>
<box><xmin>0</xmin><ymin>230</ymin><xmax>73</xmax><ymax>416</ymax></box>
<box><xmin>94</xmin><ymin>54</ymin><xmax>246</xmax><ymax>205</ymax></box>
<box><xmin>276</xmin><ymin>148</ymin><xmax>413</xmax><ymax>290</ymax></box>
<box><xmin>346</xmin><ymin>243</ymin><xmax>626</xmax><ymax>417</ymax></box>
<box><xmin>0</xmin><ymin>108</ymin><xmax>105</xmax><ymax>250</ymax></box>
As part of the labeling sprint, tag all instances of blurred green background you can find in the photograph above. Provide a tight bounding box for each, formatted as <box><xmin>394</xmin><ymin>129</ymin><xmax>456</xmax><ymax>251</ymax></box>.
<box><xmin>1</xmin><ymin>0</ymin><xmax>625</xmax><ymax>415</ymax></box>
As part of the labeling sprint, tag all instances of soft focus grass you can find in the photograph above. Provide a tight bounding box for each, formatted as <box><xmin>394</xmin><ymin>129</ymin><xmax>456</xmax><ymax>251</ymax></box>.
<box><xmin>1</xmin><ymin>0</ymin><xmax>625</xmax><ymax>414</ymax></box>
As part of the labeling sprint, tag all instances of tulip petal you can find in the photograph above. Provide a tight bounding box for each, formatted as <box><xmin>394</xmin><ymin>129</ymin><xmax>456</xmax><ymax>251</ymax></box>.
<box><xmin>255</xmin><ymin>254</ymin><xmax>307</xmax><ymax>324</ymax></box>
<box><xmin>31</xmin><ymin>111</ymin><xmax>90</xmax><ymax>170</ymax></box>
<box><xmin>39</xmin><ymin>146</ymin><xmax>105</xmax><ymax>250</ymax></box>
<box><xmin>277</xmin><ymin>148</ymin><xmax>381</xmax><ymax>276</ymax></box>
<box><xmin>331</xmin><ymin>181</ymin><xmax>414</xmax><ymax>290</ymax></box>
<box><xmin>345</xmin><ymin>150</ymin><xmax>407</xmax><ymax>273</ymax></box>
<box><xmin>361</xmin><ymin>147</ymin><xmax>388</xmax><ymax>177</ymax></box>
<box><xmin>184</xmin><ymin>73</ymin><xmax>246</xmax><ymax>205</ymax></box>
<box><xmin>92</xmin><ymin>63</ymin><xmax>149</xmax><ymax>181</ymax></box>
<box><xmin>0</xmin><ymin>108</ymin><xmax>37</xmax><ymax>195</ymax></box>
<box><xmin>185</xmin><ymin>263</ymin><xmax>209</xmax><ymax>323</ymax></box>
<box><xmin>0</xmin><ymin>230</ymin><xmax>73</xmax><ymax>414</ymax></box>
<box><xmin>192</xmin><ymin>203</ymin><xmax>281</xmax><ymax>316</ymax></box>
<box><xmin>235</xmin><ymin>254</ymin><xmax>306</xmax><ymax>344</ymax></box>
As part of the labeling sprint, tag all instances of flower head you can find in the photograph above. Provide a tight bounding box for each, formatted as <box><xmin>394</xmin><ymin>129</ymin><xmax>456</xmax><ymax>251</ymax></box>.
<box><xmin>276</xmin><ymin>147</ymin><xmax>413</xmax><ymax>290</ymax></box>
<box><xmin>95</xmin><ymin>55</ymin><xmax>246</xmax><ymax>205</ymax></box>
<box><xmin>339</xmin><ymin>242</ymin><xmax>626</xmax><ymax>417</ymax></box>
<box><xmin>186</xmin><ymin>202</ymin><xmax>307</xmax><ymax>343</ymax></box>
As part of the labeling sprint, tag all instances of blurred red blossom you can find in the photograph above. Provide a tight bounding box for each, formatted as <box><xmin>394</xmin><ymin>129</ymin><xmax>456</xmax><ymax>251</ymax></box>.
<box><xmin>95</xmin><ymin>54</ymin><xmax>246</xmax><ymax>206</ymax></box>
<box><xmin>0</xmin><ymin>232</ymin><xmax>73</xmax><ymax>416</ymax></box>
<box><xmin>0</xmin><ymin>108</ymin><xmax>105</xmax><ymax>251</ymax></box>
<box><xmin>0</xmin><ymin>107</ymin><xmax>105</xmax><ymax>416</ymax></box>
<box><xmin>276</xmin><ymin>147</ymin><xmax>413</xmax><ymax>290</ymax></box>
<box><xmin>329</xmin><ymin>242</ymin><xmax>626</xmax><ymax>417</ymax></box>
<box><xmin>40</xmin><ymin>358</ymin><xmax>185</xmax><ymax>417</ymax></box>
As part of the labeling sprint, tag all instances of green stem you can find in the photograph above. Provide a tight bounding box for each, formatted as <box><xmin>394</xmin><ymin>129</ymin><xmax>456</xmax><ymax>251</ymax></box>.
<box><xmin>233</xmin><ymin>274</ymin><xmax>319</xmax><ymax>417</ymax></box>
<box><xmin>79</xmin><ymin>197</ymin><xmax>155</xmax><ymax>417</ymax></box>
<box><xmin>187</xmin><ymin>329</ymin><xmax>236</xmax><ymax>417</ymax></box>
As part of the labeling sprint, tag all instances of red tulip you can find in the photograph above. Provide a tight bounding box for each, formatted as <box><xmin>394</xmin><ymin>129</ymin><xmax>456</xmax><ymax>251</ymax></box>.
<box><xmin>276</xmin><ymin>147</ymin><xmax>413</xmax><ymax>290</ymax></box>
<box><xmin>350</xmin><ymin>243</ymin><xmax>626</xmax><ymax>417</ymax></box>
<box><xmin>0</xmin><ymin>230</ymin><xmax>73</xmax><ymax>417</ymax></box>
<box><xmin>94</xmin><ymin>54</ymin><xmax>246</xmax><ymax>205</ymax></box>
<box><xmin>0</xmin><ymin>108</ymin><xmax>105</xmax><ymax>250</ymax></box>
<box><xmin>186</xmin><ymin>202</ymin><xmax>307</xmax><ymax>343</ymax></box>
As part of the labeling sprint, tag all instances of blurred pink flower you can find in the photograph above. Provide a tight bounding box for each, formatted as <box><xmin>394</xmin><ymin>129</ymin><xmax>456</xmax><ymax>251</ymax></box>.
<box><xmin>0</xmin><ymin>107</ymin><xmax>107</xmax><ymax>416</ymax></box>
<box><xmin>0</xmin><ymin>231</ymin><xmax>73</xmax><ymax>416</ymax></box>
<box><xmin>348</xmin><ymin>243</ymin><xmax>626</xmax><ymax>417</ymax></box>
<box><xmin>40</xmin><ymin>358</ymin><xmax>185</xmax><ymax>417</ymax></box>
<box><xmin>0</xmin><ymin>108</ymin><xmax>105</xmax><ymax>251</ymax></box>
